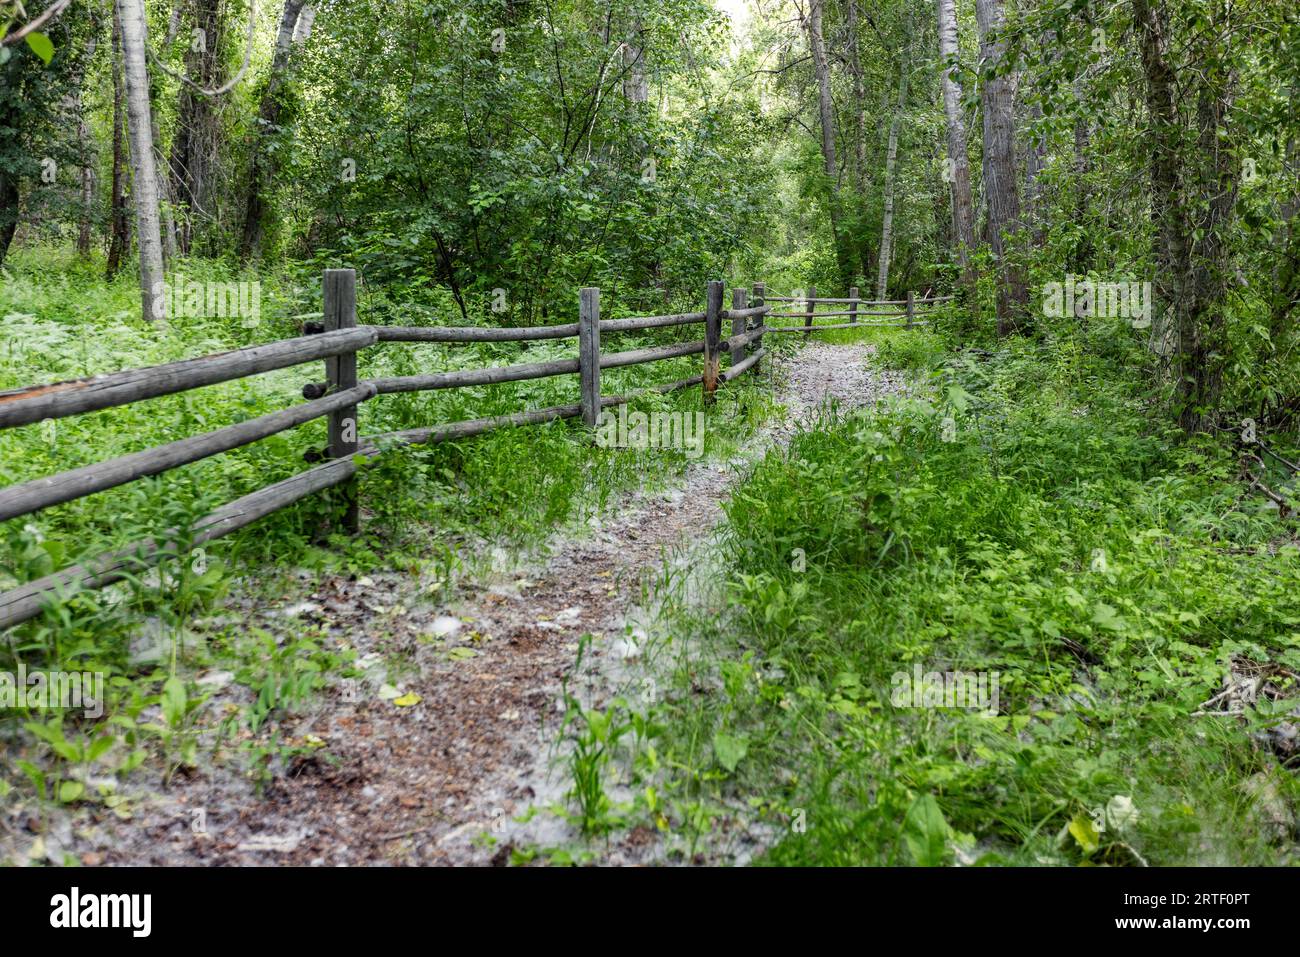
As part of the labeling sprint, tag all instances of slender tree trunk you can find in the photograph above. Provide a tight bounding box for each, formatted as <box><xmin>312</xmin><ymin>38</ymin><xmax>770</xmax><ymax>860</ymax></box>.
<box><xmin>1020</xmin><ymin>25</ymin><xmax>1055</xmax><ymax>246</ymax></box>
<box><xmin>169</xmin><ymin>0</ymin><xmax>224</xmax><ymax>255</ymax></box>
<box><xmin>932</xmin><ymin>145</ymin><xmax>952</xmax><ymax>261</ymax></box>
<box><xmin>622</xmin><ymin>17</ymin><xmax>648</xmax><ymax>104</ymax></box>
<box><xmin>0</xmin><ymin>165</ymin><xmax>17</xmax><ymax>267</ymax></box>
<box><xmin>1269</xmin><ymin>144</ymin><xmax>1299</xmax><ymax>359</ymax></box>
<box><xmin>806</xmin><ymin>0</ymin><xmax>837</xmax><ymax>189</ymax></box>
<box><xmin>844</xmin><ymin>0</ymin><xmax>869</xmax><ymax>196</ymax></box>
<box><xmin>1133</xmin><ymin>0</ymin><xmax>1180</xmax><ymax>342</ymax></box>
<box><xmin>239</xmin><ymin>0</ymin><xmax>308</xmax><ymax>261</ymax></box>
<box><xmin>107</xmin><ymin>6</ymin><xmax>130</xmax><ymax>279</ymax></box>
<box><xmin>1070</xmin><ymin>76</ymin><xmax>1093</xmax><ymax>273</ymax></box>
<box><xmin>75</xmin><ymin>30</ymin><xmax>100</xmax><ymax>257</ymax></box>
<box><xmin>974</xmin><ymin>0</ymin><xmax>1027</xmax><ymax>333</ymax></box>
<box><xmin>1132</xmin><ymin>0</ymin><xmax>1239</xmax><ymax>432</ymax></box>
<box><xmin>0</xmin><ymin>43</ymin><xmax>26</xmax><ymax>262</ymax></box>
<box><xmin>1265</xmin><ymin>148</ymin><xmax>1299</xmax><ymax>427</ymax></box>
<box><xmin>292</xmin><ymin>4</ymin><xmax>316</xmax><ymax>43</ymax></box>
<box><xmin>877</xmin><ymin>59</ymin><xmax>909</xmax><ymax>301</ymax></box>
<box><xmin>116</xmin><ymin>0</ymin><xmax>165</xmax><ymax>319</ymax></box>
<box><xmin>937</xmin><ymin>0</ymin><xmax>976</xmax><ymax>283</ymax></box>
<box><xmin>138</xmin><ymin>9</ymin><xmax>178</xmax><ymax>263</ymax></box>
<box><xmin>1173</xmin><ymin>79</ymin><xmax>1237</xmax><ymax>432</ymax></box>
<box><xmin>153</xmin><ymin>0</ymin><xmax>185</xmax><ymax>262</ymax></box>
<box><xmin>1022</xmin><ymin>100</ymin><xmax>1045</xmax><ymax>243</ymax></box>
<box><xmin>804</xmin><ymin>0</ymin><xmax>849</xmax><ymax>286</ymax></box>
<box><xmin>164</xmin><ymin>0</ymin><xmax>184</xmax><ymax>46</ymax></box>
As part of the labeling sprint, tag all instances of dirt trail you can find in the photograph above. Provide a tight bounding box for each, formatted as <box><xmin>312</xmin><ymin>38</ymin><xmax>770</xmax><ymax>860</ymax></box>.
<box><xmin>76</xmin><ymin>341</ymin><xmax>903</xmax><ymax>866</ymax></box>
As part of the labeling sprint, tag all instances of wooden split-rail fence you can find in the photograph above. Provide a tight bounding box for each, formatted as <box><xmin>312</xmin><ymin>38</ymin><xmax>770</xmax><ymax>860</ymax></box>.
<box><xmin>0</xmin><ymin>273</ymin><xmax>948</xmax><ymax>630</ymax></box>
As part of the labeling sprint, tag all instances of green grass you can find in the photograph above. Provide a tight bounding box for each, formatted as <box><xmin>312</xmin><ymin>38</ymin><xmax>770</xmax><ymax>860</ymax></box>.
<box><xmin>597</xmin><ymin>322</ymin><xmax>1300</xmax><ymax>866</ymax></box>
<box><xmin>758</xmin><ymin>318</ymin><xmax>948</xmax><ymax>362</ymax></box>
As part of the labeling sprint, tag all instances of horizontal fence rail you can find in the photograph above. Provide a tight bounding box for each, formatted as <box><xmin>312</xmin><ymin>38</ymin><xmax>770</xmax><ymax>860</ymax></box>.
<box><xmin>767</xmin><ymin>310</ymin><xmax>914</xmax><ymax>319</ymax></box>
<box><xmin>373</xmin><ymin>323</ymin><xmax>580</xmax><ymax>342</ymax></box>
<box><xmin>0</xmin><ymin>272</ymin><xmax>945</xmax><ymax>629</ymax></box>
<box><xmin>764</xmin><ymin>294</ymin><xmax>954</xmax><ymax>305</ymax></box>
<box><xmin>0</xmin><ymin>383</ymin><xmax>377</xmax><ymax>523</ymax></box>
<box><xmin>0</xmin><ymin>454</ymin><xmax>364</xmax><ymax>629</ymax></box>
<box><xmin>366</xmin><ymin>372</ymin><xmax>706</xmax><ymax>450</ymax></box>
<box><xmin>368</xmin><ymin>356</ymin><xmax>582</xmax><ymax>395</ymax></box>
<box><xmin>761</xmin><ymin>287</ymin><xmax>949</xmax><ymax>332</ymax></box>
<box><xmin>367</xmin><ymin>309</ymin><xmax>766</xmax><ymax>343</ymax></box>
<box><xmin>0</xmin><ymin>327</ymin><xmax>378</xmax><ymax>430</ymax></box>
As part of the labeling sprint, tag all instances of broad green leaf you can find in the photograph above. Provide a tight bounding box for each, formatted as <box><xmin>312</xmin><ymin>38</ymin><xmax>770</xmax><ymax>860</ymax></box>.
<box><xmin>25</xmin><ymin>31</ymin><xmax>54</xmax><ymax>65</ymax></box>
<box><xmin>58</xmin><ymin>779</ymin><xmax>85</xmax><ymax>803</ymax></box>
<box><xmin>903</xmin><ymin>794</ymin><xmax>952</xmax><ymax>866</ymax></box>
<box><xmin>1090</xmin><ymin>602</ymin><xmax>1124</xmax><ymax>631</ymax></box>
<box><xmin>712</xmin><ymin>732</ymin><xmax>748</xmax><ymax>773</ymax></box>
<box><xmin>161</xmin><ymin>676</ymin><xmax>187</xmax><ymax>728</ymax></box>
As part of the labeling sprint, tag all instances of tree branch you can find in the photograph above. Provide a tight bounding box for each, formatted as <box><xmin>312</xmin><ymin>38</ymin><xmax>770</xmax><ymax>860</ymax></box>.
<box><xmin>2</xmin><ymin>0</ymin><xmax>72</xmax><ymax>46</ymax></box>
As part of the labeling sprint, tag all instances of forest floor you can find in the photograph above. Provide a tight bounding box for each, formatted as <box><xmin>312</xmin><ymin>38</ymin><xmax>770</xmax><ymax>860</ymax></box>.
<box><xmin>7</xmin><ymin>339</ymin><xmax>906</xmax><ymax>867</ymax></box>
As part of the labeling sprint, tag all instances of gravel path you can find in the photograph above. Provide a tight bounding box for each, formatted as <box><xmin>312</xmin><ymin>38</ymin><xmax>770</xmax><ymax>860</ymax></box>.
<box><xmin>8</xmin><ymin>340</ymin><xmax>905</xmax><ymax>867</ymax></box>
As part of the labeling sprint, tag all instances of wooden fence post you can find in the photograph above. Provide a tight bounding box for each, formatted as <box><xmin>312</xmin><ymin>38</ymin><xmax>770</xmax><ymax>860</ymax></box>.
<box><xmin>849</xmin><ymin>286</ymin><xmax>859</xmax><ymax>324</ymax></box>
<box><xmin>906</xmin><ymin>290</ymin><xmax>915</xmax><ymax>328</ymax></box>
<box><xmin>579</xmin><ymin>287</ymin><xmax>601</xmax><ymax>427</ymax></box>
<box><xmin>324</xmin><ymin>268</ymin><xmax>359</xmax><ymax>533</ymax></box>
<box><xmin>703</xmin><ymin>280</ymin><xmax>723</xmax><ymax>404</ymax></box>
<box><xmin>730</xmin><ymin>288</ymin><xmax>747</xmax><ymax>367</ymax></box>
<box><xmin>751</xmin><ymin>282</ymin><xmax>765</xmax><ymax>374</ymax></box>
<box><xmin>805</xmin><ymin>284</ymin><xmax>816</xmax><ymax>333</ymax></box>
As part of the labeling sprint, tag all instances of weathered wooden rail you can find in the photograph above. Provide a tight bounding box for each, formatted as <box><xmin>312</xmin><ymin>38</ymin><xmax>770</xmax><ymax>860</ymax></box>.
<box><xmin>763</xmin><ymin>287</ymin><xmax>951</xmax><ymax>333</ymax></box>
<box><xmin>0</xmin><ymin>274</ymin><xmax>946</xmax><ymax>629</ymax></box>
<box><xmin>0</xmin><ymin>272</ymin><xmax>779</xmax><ymax>630</ymax></box>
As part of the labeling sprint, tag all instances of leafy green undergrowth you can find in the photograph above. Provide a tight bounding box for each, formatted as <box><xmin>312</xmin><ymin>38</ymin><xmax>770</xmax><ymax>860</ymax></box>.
<box><xmin>602</xmin><ymin>330</ymin><xmax>1300</xmax><ymax>865</ymax></box>
<box><xmin>0</xmin><ymin>246</ymin><xmax>777</xmax><ymax>817</ymax></box>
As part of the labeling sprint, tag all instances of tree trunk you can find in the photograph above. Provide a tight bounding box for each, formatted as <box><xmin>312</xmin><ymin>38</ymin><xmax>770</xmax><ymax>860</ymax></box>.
<box><xmin>844</xmin><ymin>0</ymin><xmax>869</xmax><ymax>196</ymax></box>
<box><xmin>1020</xmin><ymin>25</ymin><xmax>1055</xmax><ymax>246</ymax></box>
<box><xmin>0</xmin><ymin>53</ymin><xmax>23</xmax><ymax>263</ymax></box>
<box><xmin>165</xmin><ymin>1</ymin><xmax>184</xmax><ymax>44</ymax></box>
<box><xmin>931</xmin><ymin>146</ymin><xmax>952</xmax><ymax>276</ymax></box>
<box><xmin>623</xmin><ymin>17</ymin><xmax>648</xmax><ymax>104</ymax></box>
<box><xmin>1173</xmin><ymin>80</ymin><xmax>1237</xmax><ymax>432</ymax></box>
<box><xmin>1133</xmin><ymin>0</ymin><xmax>1180</xmax><ymax>359</ymax></box>
<box><xmin>1022</xmin><ymin>100</ymin><xmax>1045</xmax><ymax>244</ymax></box>
<box><xmin>1132</xmin><ymin>0</ymin><xmax>1239</xmax><ymax>432</ymax></box>
<box><xmin>974</xmin><ymin>0</ymin><xmax>1027</xmax><ymax>334</ymax></box>
<box><xmin>804</xmin><ymin>0</ymin><xmax>849</xmax><ymax>286</ymax></box>
<box><xmin>74</xmin><ymin>29</ymin><xmax>100</xmax><ymax>258</ymax></box>
<box><xmin>937</xmin><ymin>0</ymin><xmax>976</xmax><ymax>282</ymax></box>
<box><xmin>1070</xmin><ymin>76</ymin><xmax>1093</xmax><ymax>273</ymax></box>
<box><xmin>139</xmin><ymin>9</ymin><xmax>178</xmax><ymax>264</ymax></box>
<box><xmin>876</xmin><ymin>59</ymin><xmax>909</xmax><ymax>301</ymax></box>
<box><xmin>1269</xmin><ymin>124</ymin><xmax>1298</xmax><ymax>355</ymax></box>
<box><xmin>107</xmin><ymin>6</ymin><xmax>130</xmax><ymax>279</ymax></box>
<box><xmin>116</xmin><ymin>0</ymin><xmax>165</xmax><ymax>319</ymax></box>
<box><xmin>0</xmin><ymin>169</ymin><xmax>16</xmax><ymax>268</ymax></box>
<box><xmin>169</xmin><ymin>0</ymin><xmax>224</xmax><ymax>254</ymax></box>
<box><xmin>239</xmin><ymin>0</ymin><xmax>308</xmax><ymax>261</ymax></box>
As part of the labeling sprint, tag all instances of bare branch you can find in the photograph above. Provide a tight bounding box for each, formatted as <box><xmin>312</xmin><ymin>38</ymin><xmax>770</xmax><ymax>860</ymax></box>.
<box><xmin>146</xmin><ymin>0</ymin><xmax>258</xmax><ymax>97</ymax></box>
